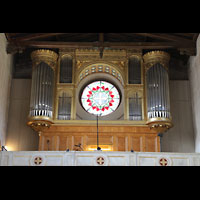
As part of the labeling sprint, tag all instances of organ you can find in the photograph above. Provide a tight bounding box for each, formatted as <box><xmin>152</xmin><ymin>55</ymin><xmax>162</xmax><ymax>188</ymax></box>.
<box><xmin>27</xmin><ymin>48</ymin><xmax>172</xmax><ymax>152</ymax></box>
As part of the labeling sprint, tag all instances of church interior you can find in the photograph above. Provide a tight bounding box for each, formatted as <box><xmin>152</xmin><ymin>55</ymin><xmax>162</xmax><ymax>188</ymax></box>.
<box><xmin>1</xmin><ymin>33</ymin><xmax>200</xmax><ymax>166</ymax></box>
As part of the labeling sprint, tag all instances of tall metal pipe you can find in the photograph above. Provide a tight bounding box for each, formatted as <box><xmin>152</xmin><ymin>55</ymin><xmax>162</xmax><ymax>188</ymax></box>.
<box><xmin>143</xmin><ymin>51</ymin><xmax>172</xmax><ymax>133</ymax></box>
<box><xmin>27</xmin><ymin>49</ymin><xmax>58</xmax><ymax>133</ymax></box>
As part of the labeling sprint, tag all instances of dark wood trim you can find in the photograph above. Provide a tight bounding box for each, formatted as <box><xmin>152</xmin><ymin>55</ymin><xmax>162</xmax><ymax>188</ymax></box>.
<box><xmin>11</xmin><ymin>40</ymin><xmax>196</xmax><ymax>50</ymax></box>
<box><xmin>11</xmin><ymin>33</ymin><xmax>65</xmax><ymax>41</ymax></box>
<box><xmin>133</xmin><ymin>33</ymin><xmax>195</xmax><ymax>43</ymax></box>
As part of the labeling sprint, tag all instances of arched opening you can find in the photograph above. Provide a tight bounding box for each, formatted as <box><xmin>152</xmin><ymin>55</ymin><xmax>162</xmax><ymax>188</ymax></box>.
<box><xmin>76</xmin><ymin>71</ymin><xmax>124</xmax><ymax>121</ymax></box>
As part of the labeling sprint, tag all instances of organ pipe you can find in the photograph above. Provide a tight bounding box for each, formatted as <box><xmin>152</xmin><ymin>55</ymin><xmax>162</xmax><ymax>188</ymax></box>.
<box><xmin>128</xmin><ymin>56</ymin><xmax>141</xmax><ymax>84</ymax></box>
<box><xmin>30</xmin><ymin>62</ymin><xmax>54</xmax><ymax>118</ymax></box>
<box><xmin>58</xmin><ymin>92</ymin><xmax>71</xmax><ymax>120</ymax></box>
<box><xmin>143</xmin><ymin>51</ymin><xmax>172</xmax><ymax>133</ymax></box>
<box><xmin>27</xmin><ymin>49</ymin><xmax>58</xmax><ymax>132</ymax></box>
<box><xmin>129</xmin><ymin>92</ymin><xmax>142</xmax><ymax>120</ymax></box>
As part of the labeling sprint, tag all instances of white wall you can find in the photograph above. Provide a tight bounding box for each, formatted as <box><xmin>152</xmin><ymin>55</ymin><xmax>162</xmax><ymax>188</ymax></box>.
<box><xmin>0</xmin><ymin>33</ymin><xmax>13</xmax><ymax>146</ymax></box>
<box><xmin>161</xmin><ymin>80</ymin><xmax>195</xmax><ymax>152</ymax></box>
<box><xmin>188</xmin><ymin>34</ymin><xmax>200</xmax><ymax>152</ymax></box>
<box><xmin>5</xmin><ymin>79</ymin><xmax>39</xmax><ymax>151</ymax></box>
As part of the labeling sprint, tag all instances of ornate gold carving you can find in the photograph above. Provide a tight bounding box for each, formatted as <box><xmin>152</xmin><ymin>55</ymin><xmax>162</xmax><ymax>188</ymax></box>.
<box><xmin>146</xmin><ymin>117</ymin><xmax>173</xmax><ymax>133</ymax></box>
<box><xmin>111</xmin><ymin>61</ymin><xmax>125</xmax><ymax>70</ymax></box>
<box><xmin>75</xmin><ymin>48</ymin><xmax>127</xmax><ymax>63</ymax></box>
<box><xmin>31</xmin><ymin>49</ymin><xmax>58</xmax><ymax>71</ymax></box>
<box><xmin>27</xmin><ymin>120</ymin><xmax>53</xmax><ymax>133</ymax></box>
<box><xmin>143</xmin><ymin>51</ymin><xmax>170</xmax><ymax>72</ymax></box>
<box><xmin>76</xmin><ymin>60</ymin><xmax>90</xmax><ymax>70</ymax></box>
<box><xmin>77</xmin><ymin>63</ymin><xmax>124</xmax><ymax>85</ymax></box>
<box><xmin>125</xmin><ymin>85</ymin><xmax>143</xmax><ymax>98</ymax></box>
<box><xmin>27</xmin><ymin>116</ymin><xmax>53</xmax><ymax>133</ymax></box>
<box><xmin>60</xmin><ymin>54</ymin><xmax>73</xmax><ymax>59</ymax></box>
<box><xmin>127</xmin><ymin>49</ymin><xmax>142</xmax><ymax>57</ymax></box>
<box><xmin>127</xmin><ymin>54</ymin><xmax>142</xmax><ymax>60</ymax></box>
<box><xmin>59</xmin><ymin>48</ymin><xmax>75</xmax><ymax>57</ymax></box>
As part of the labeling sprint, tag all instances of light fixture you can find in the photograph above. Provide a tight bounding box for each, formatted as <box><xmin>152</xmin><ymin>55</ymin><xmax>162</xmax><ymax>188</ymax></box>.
<box><xmin>1</xmin><ymin>146</ymin><xmax>7</xmax><ymax>151</ymax></box>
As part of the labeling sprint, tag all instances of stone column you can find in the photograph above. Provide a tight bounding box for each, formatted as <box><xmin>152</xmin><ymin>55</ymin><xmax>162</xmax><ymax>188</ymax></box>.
<box><xmin>143</xmin><ymin>51</ymin><xmax>172</xmax><ymax>133</ymax></box>
<box><xmin>27</xmin><ymin>49</ymin><xmax>58</xmax><ymax>133</ymax></box>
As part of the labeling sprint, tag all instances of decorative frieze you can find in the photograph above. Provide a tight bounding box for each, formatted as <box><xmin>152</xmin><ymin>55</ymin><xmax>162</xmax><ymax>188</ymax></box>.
<box><xmin>31</xmin><ymin>49</ymin><xmax>58</xmax><ymax>71</ymax></box>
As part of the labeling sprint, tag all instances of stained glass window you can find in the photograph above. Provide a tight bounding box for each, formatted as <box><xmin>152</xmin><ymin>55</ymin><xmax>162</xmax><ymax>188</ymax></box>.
<box><xmin>81</xmin><ymin>81</ymin><xmax>120</xmax><ymax>116</ymax></box>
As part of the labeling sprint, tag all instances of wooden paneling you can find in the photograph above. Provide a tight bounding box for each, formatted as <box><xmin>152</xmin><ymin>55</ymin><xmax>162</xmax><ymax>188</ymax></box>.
<box><xmin>42</xmin><ymin>136</ymin><xmax>52</xmax><ymax>151</ymax></box>
<box><xmin>59</xmin><ymin>136</ymin><xmax>68</xmax><ymax>151</ymax></box>
<box><xmin>117</xmin><ymin>137</ymin><xmax>126</xmax><ymax>151</ymax></box>
<box><xmin>145</xmin><ymin>136</ymin><xmax>159</xmax><ymax>152</ymax></box>
<box><xmin>73</xmin><ymin>136</ymin><xmax>83</xmax><ymax>147</ymax></box>
<box><xmin>40</xmin><ymin>125</ymin><xmax>160</xmax><ymax>152</ymax></box>
<box><xmin>131</xmin><ymin>136</ymin><xmax>143</xmax><ymax>152</ymax></box>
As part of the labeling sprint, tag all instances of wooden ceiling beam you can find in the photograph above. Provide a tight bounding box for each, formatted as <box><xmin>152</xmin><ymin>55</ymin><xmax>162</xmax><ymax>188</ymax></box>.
<box><xmin>174</xmin><ymin>33</ymin><xmax>195</xmax><ymax>38</ymax></box>
<box><xmin>11</xmin><ymin>33</ymin><xmax>66</xmax><ymax>41</ymax></box>
<box><xmin>60</xmin><ymin>33</ymin><xmax>97</xmax><ymax>41</ymax></box>
<box><xmin>9</xmin><ymin>40</ymin><xmax>196</xmax><ymax>52</ymax></box>
<box><xmin>133</xmin><ymin>33</ymin><xmax>195</xmax><ymax>43</ymax></box>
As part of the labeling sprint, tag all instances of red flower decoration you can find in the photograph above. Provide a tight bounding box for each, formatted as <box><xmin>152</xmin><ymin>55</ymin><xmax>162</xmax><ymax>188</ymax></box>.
<box><xmin>81</xmin><ymin>81</ymin><xmax>120</xmax><ymax>116</ymax></box>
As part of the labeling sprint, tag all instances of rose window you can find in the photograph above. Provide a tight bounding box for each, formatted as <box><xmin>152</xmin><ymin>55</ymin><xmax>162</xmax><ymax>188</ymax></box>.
<box><xmin>81</xmin><ymin>81</ymin><xmax>120</xmax><ymax>116</ymax></box>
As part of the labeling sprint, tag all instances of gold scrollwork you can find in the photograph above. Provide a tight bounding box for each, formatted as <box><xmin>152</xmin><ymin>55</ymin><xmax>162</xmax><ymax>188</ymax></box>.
<box><xmin>143</xmin><ymin>51</ymin><xmax>170</xmax><ymax>72</ymax></box>
<box><xmin>27</xmin><ymin>116</ymin><xmax>54</xmax><ymax>133</ymax></box>
<box><xmin>27</xmin><ymin>120</ymin><xmax>53</xmax><ymax>133</ymax></box>
<box><xmin>146</xmin><ymin>117</ymin><xmax>173</xmax><ymax>133</ymax></box>
<box><xmin>31</xmin><ymin>49</ymin><xmax>58</xmax><ymax>71</ymax></box>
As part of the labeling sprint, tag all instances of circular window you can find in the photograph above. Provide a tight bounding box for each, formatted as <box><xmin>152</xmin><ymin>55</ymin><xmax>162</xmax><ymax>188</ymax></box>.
<box><xmin>81</xmin><ymin>81</ymin><xmax>120</xmax><ymax>116</ymax></box>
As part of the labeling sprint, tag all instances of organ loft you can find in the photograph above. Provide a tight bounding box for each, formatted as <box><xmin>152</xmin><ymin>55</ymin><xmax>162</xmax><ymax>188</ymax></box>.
<box><xmin>26</xmin><ymin>48</ymin><xmax>173</xmax><ymax>152</ymax></box>
<box><xmin>1</xmin><ymin>33</ymin><xmax>199</xmax><ymax>166</ymax></box>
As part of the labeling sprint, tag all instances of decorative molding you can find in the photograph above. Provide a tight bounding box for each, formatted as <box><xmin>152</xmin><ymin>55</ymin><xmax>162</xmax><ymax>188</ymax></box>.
<box><xmin>31</xmin><ymin>49</ymin><xmax>58</xmax><ymax>71</ymax></box>
<box><xmin>77</xmin><ymin>62</ymin><xmax>124</xmax><ymax>85</ymax></box>
<box><xmin>96</xmin><ymin>156</ymin><xmax>107</xmax><ymax>166</ymax></box>
<box><xmin>75</xmin><ymin>48</ymin><xmax>127</xmax><ymax>62</ymax></box>
<box><xmin>126</xmin><ymin>49</ymin><xmax>142</xmax><ymax>58</ymax></box>
<box><xmin>146</xmin><ymin>117</ymin><xmax>173</xmax><ymax>133</ymax></box>
<box><xmin>125</xmin><ymin>87</ymin><xmax>143</xmax><ymax>98</ymax></box>
<box><xmin>30</xmin><ymin>155</ymin><xmax>45</xmax><ymax>166</ymax></box>
<box><xmin>143</xmin><ymin>50</ymin><xmax>170</xmax><ymax>72</ymax></box>
<box><xmin>27</xmin><ymin>116</ymin><xmax>53</xmax><ymax>133</ymax></box>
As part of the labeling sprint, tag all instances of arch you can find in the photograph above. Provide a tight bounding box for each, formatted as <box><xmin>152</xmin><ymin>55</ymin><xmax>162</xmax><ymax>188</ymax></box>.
<box><xmin>128</xmin><ymin>55</ymin><xmax>142</xmax><ymax>84</ymax></box>
<box><xmin>76</xmin><ymin>62</ymin><xmax>125</xmax><ymax>86</ymax></box>
<box><xmin>59</xmin><ymin>54</ymin><xmax>73</xmax><ymax>83</ymax></box>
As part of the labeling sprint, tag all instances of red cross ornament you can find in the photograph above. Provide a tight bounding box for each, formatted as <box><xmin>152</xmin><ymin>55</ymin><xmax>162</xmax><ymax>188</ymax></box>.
<box><xmin>34</xmin><ymin>157</ymin><xmax>43</xmax><ymax>165</ymax></box>
<box><xmin>159</xmin><ymin>158</ymin><xmax>168</xmax><ymax>166</ymax></box>
<box><xmin>96</xmin><ymin>157</ymin><xmax>105</xmax><ymax>165</ymax></box>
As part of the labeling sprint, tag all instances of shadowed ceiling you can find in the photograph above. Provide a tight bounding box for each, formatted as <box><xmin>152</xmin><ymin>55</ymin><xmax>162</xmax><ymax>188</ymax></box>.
<box><xmin>5</xmin><ymin>33</ymin><xmax>199</xmax><ymax>80</ymax></box>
